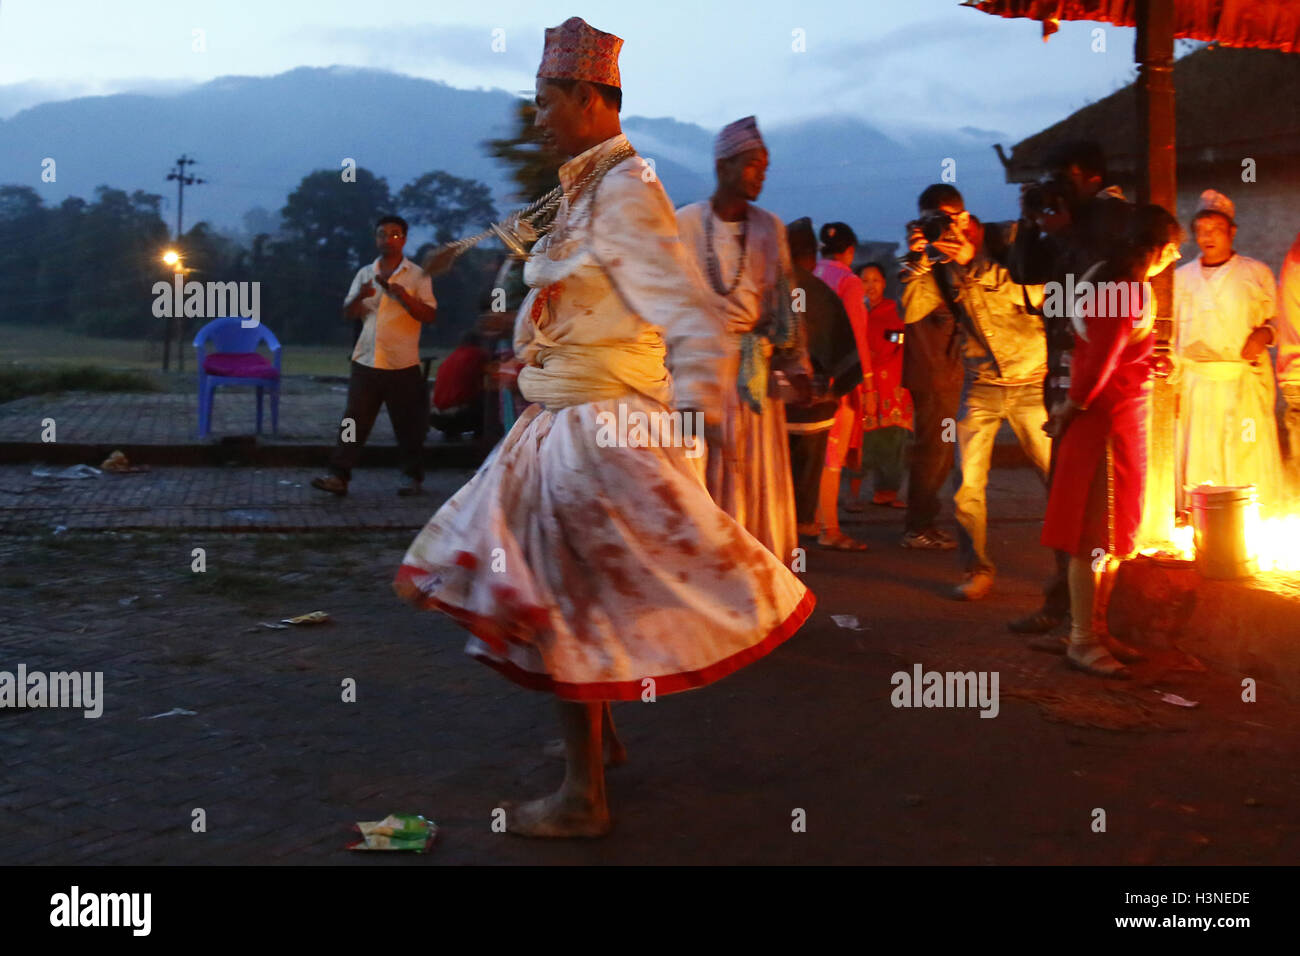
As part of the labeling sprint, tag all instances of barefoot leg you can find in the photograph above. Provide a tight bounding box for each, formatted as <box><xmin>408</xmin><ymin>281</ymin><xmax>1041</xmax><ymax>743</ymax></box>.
<box><xmin>542</xmin><ymin>702</ymin><xmax>627</xmax><ymax>766</ymax></box>
<box><xmin>602</xmin><ymin>702</ymin><xmax>628</xmax><ymax>766</ymax></box>
<box><xmin>506</xmin><ymin>700</ymin><xmax>611</xmax><ymax>837</ymax></box>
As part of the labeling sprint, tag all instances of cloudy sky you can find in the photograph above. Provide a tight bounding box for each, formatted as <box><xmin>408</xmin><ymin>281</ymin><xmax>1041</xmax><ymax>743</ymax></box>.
<box><xmin>0</xmin><ymin>0</ymin><xmax>1148</xmax><ymax>139</ymax></box>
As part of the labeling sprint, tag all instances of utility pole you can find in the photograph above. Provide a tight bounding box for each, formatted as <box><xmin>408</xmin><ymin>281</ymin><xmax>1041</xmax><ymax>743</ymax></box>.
<box><xmin>167</xmin><ymin>154</ymin><xmax>204</xmax><ymax>239</ymax></box>
<box><xmin>164</xmin><ymin>155</ymin><xmax>205</xmax><ymax>371</ymax></box>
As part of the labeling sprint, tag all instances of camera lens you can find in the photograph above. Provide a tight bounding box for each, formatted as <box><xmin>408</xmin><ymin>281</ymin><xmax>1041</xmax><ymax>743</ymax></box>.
<box><xmin>920</xmin><ymin>214</ymin><xmax>951</xmax><ymax>242</ymax></box>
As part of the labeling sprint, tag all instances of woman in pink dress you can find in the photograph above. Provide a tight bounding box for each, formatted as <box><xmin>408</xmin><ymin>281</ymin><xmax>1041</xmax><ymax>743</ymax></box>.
<box><xmin>1041</xmin><ymin>203</ymin><xmax>1183</xmax><ymax>678</ymax></box>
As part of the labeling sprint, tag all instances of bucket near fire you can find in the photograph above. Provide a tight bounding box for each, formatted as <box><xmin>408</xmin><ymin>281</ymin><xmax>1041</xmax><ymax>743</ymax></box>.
<box><xmin>1189</xmin><ymin>484</ymin><xmax>1257</xmax><ymax>580</ymax></box>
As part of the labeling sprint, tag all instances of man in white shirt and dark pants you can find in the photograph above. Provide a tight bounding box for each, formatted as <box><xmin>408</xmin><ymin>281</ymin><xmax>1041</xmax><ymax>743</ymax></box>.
<box><xmin>313</xmin><ymin>215</ymin><xmax>438</xmax><ymax>497</ymax></box>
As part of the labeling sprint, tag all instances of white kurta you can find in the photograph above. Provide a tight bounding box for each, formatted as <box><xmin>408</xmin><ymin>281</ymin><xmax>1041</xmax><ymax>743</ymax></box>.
<box><xmin>395</xmin><ymin>134</ymin><xmax>813</xmax><ymax>701</ymax></box>
<box><xmin>677</xmin><ymin>201</ymin><xmax>800</xmax><ymax>564</ymax></box>
<box><xmin>1173</xmin><ymin>254</ymin><xmax>1284</xmax><ymax>513</ymax></box>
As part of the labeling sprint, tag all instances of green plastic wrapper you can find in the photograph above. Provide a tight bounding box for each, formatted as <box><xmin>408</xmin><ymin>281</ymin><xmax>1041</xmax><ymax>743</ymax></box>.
<box><xmin>348</xmin><ymin>813</ymin><xmax>437</xmax><ymax>852</ymax></box>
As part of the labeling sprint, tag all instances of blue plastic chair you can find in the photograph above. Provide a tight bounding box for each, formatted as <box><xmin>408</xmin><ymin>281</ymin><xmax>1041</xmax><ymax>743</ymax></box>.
<box><xmin>193</xmin><ymin>317</ymin><xmax>282</xmax><ymax>438</ymax></box>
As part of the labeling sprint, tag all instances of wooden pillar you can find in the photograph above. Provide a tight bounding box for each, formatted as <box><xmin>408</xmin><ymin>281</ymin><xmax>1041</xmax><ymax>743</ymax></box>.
<box><xmin>1136</xmin><ymin>0</ymin><xmax>1178</xmax><ymax>548</ymax></box>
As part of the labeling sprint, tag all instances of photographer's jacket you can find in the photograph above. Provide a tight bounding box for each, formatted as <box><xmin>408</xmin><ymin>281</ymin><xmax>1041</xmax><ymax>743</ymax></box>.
<box><xmin>901</xmin><ymin>251</ymin><xmax>1046</xmax><ymax>387</ymax></box>
<box><xmin>898</xmin><ymin>253</ymin><xmax>963</xmax><ymax>395</ymax></box>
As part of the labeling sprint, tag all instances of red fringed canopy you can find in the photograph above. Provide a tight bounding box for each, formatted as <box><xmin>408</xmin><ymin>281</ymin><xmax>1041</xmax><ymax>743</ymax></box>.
<box><xmin>962</xmin><ymin>0</ymin><xmax>1300</xmax><ymax>52</ymax></box>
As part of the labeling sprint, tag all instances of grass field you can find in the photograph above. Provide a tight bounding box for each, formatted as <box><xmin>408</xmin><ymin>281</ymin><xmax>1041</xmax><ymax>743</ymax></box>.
<box><xmin>0</xmin><ymin>323</ymin><xmax>364</xmax><ymax>379</ymax></box>
<box><xmin>0</xmin><ymin>365</ymin><xmax>161</xmax><ymax>402</ymax></box>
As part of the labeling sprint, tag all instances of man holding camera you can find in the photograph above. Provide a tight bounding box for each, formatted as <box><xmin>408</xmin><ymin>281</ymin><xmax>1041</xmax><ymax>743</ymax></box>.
<box><xmin>1003</xmin><ymin>141</ymin><xmax>1133</xmax><ymax>636</ymax></box>
<box><xmin>901</xmin><ymin>188</ymin><xmax>1050</xmax><ymax>599</ymax></box>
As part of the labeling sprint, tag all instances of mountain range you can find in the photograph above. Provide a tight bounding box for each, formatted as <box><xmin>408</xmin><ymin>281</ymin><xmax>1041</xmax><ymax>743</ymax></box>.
<box><xmin>0</xmin><ymin>66</ymin><xmax>1025</xmax><ymax>248</ymax></box>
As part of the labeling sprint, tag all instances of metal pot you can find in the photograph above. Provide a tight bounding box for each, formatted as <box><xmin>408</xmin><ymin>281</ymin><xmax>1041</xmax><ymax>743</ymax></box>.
<box><xmin>1189</xmin><ymin>484</ymin><xmax>1257</xmax><ymax>580</ymax></box>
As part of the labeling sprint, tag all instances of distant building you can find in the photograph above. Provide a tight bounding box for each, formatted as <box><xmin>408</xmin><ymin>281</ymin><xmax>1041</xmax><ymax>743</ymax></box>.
<box><xmin>996</xmin><ymin>46</ymin><xmax>1300</xmax><ymax>272</ymax></box>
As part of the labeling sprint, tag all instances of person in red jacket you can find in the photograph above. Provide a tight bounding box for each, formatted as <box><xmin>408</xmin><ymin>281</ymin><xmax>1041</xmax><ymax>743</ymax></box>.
<box><xmin>1041</xmin><ymin>203</ymin><xmax>1183</xmax><ymax>678</ymax></box>
<box><xmin>430</xmin><ymin>331</ymin><xmax>489</xmax><ymax>439</ymax></box>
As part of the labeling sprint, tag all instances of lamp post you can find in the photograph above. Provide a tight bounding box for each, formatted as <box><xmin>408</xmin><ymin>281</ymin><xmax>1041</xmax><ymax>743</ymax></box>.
<box><xmin>161</xmin><ymin>249</ymin><xmax>183</xmax><ymax>372</ymax></box>
<box><xmin>165</xmin><ymin>157</ymin><xmax>203</xmax><ymax>374</ymax></box>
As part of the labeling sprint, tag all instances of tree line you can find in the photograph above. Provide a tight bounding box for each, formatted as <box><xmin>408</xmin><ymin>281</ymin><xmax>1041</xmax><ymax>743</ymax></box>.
<box><xmin>0</xmin><ymin>102</ymin><xmax>562</xmax><ymax>353</ymax></box>
<box><xmin>0</xmin><ymin>167</ymin><xmax>503</xmax><ymax>350</ymax></box>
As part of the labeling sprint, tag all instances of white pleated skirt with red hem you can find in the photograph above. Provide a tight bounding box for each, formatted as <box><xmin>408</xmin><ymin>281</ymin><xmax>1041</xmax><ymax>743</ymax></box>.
<box><xmin>394</xmin><ymin>393</ymin><xmax>814</xmax><ymax>702</ymax></box>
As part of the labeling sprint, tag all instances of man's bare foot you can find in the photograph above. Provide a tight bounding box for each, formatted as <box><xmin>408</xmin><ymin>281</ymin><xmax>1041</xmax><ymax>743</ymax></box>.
<box><xmin>604</xmin><ymin>733</ymin><xmax>628</xmax><ymax>767</ymax></box>
<box><xmin>499</xmin><ymin>792</ymin><xmax>611</xmax><ymax>838</ymax></box>
<box><xmin>542</xmin><ymin>737</ymin><xmax>627</xmax><ymax>767</ymax></box>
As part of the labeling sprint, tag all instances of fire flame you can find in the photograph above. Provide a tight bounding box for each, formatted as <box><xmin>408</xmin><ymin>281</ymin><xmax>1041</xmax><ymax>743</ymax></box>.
<box><xmin>1163</xmin><ymin>507</ymin><xmax>1300</xmax><ymax>573</ymax></box>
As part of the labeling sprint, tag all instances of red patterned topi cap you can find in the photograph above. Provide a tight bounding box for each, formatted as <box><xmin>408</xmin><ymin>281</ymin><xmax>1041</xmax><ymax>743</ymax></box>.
<box><xmin>537</xmin><ymin>17</ymin><xmax>623</xmax><ymax>88</ymax></box>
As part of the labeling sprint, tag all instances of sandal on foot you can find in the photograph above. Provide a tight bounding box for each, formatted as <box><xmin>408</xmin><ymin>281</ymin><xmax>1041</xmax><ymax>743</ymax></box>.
<box><xmin>1066</xmin><ymin>640</ymin><xmax>1130</xmax><ymax>679</ymax></box>
<box><xmin>818</xmin><ymin>531</ymin><xmax>868</xmax><ymax>551</ymax></box>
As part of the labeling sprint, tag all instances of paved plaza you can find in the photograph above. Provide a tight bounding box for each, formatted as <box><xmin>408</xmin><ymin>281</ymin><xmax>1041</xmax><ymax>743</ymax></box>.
<box><xmin>1</xmin><ymin>465</ymin><xmax>1296</xmax><ymax>865</ymax></box>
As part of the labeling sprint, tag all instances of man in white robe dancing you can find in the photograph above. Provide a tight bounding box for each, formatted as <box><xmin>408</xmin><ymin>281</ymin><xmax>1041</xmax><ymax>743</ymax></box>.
<box><xmin>395</xmin><ymin>18</ymin><xmax>813</xmax><ymax>839</ymax></box>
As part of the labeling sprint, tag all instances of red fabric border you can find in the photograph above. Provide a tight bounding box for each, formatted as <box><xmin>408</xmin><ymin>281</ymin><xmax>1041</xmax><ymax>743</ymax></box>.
<box><xmin>394</xmin><ymin>563</ymin><xmax>816</xmax><ymax>701</ymax></box>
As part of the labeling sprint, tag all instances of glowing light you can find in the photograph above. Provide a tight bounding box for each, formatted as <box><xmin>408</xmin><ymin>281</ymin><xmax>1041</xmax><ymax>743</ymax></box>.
<box><xmin>1151</xmin><ymin>509</ymin><xmax>1300</xmax><ymax>573</ymax></box>
<box><xmin>1243</xmin><ymin>510</ymin><xmax>1300</xmax><ymax>573</ymax></box>
<box><xmin>162</xmin><ymin>250</ymin><xmax>180</xmax><ymax>266</ymax></box>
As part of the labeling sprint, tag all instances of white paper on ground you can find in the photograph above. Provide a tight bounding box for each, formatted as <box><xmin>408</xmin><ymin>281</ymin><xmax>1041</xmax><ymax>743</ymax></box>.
<box><xmin>831</xmin><ymin>614</ymin><xmax>870</xmax><ymax>631</ymax></box>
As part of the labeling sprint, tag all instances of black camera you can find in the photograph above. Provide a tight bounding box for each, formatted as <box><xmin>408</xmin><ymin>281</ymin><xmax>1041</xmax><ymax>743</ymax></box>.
<box><xmin>918</xmin><ymin>210</ymin><xmax>954</xmax><ymax>242</ymax></box>
<box><xmin>1022</xmin><ymin>173</ymin><xmax>1070</xmax><ymax>220</ymax></box>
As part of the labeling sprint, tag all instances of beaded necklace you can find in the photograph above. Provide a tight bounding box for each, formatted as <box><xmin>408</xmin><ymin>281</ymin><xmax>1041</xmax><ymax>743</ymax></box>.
<box><xmin>704</xmin><ymin>202</ymin><xmax>749</xmax><ymax>297</ymax></box>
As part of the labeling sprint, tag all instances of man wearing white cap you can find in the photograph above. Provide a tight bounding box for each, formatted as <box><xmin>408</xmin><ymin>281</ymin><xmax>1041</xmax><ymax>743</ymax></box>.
<box><xmin>394</xmin><ymin>19</ymin><xmax>813</xmax><ymax>838</ymax></box>
<box><xmin>677</xmin><ymin>117</ymin><xmax>808</xmax><ymax>564</ymax></box>
<box><xmin>1173</xmin><ymin>189</ymin><xmax>1284</xmax><ymax>513</ymax></box>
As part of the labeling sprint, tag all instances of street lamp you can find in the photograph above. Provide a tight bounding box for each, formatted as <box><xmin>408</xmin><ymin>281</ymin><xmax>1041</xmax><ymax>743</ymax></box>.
<box><xmin>160</xmin><ymin>249</ymin><xmax>185</xmax><ymax>371</ymax></box>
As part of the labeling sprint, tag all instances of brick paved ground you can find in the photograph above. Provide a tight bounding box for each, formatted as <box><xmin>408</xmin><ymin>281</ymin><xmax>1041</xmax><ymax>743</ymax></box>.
<box><xmin>0</xmin><ymin>380</ymin><xmax>397</xmax><ymax>446</ymax></box>
<box><xmin>0</xmin><ymin>465</ymin><xmax>476</xmax><ymax>532</ymax></box>
<box><xmin>1</xmin><ymin>468</ymin><xmax>1297</xmax><ymax>865</ymax></box>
